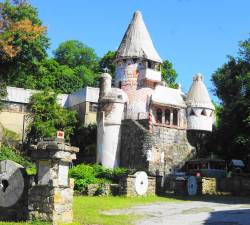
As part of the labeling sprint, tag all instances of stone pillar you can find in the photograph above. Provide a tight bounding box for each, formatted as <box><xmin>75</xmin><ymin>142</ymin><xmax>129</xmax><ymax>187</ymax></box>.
<box><xmin>28</xmin><ymin>141</ymin><xmax>79</xmax><ymax>224</ymax></box>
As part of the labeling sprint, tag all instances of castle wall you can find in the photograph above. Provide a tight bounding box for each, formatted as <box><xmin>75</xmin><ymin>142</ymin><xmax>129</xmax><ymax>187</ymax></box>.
<box><xmin>149</xmin><ymin>125</ymin><xmax>195</xmax><ymax>175</ymax></box>
<box><xmin>120</xmin><ymin>119</ymin><xmax>151</xmax><ymax>171</ymax></box>
<box><xmin>120</xmin><ymin>119</ymin><xmax>195</xmax><ymax>175</ymax></box>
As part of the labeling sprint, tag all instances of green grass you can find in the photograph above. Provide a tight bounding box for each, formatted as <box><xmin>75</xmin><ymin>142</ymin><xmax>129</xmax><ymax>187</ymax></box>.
<box><xmin>72</xmin><ymin>195</ymin><xmax>182</xmax><ymax>225</ymax></box>
<box><xmin>0</xmin><ymin>196</ymin><xmax>182</xmax><ymax>225</ymax></box>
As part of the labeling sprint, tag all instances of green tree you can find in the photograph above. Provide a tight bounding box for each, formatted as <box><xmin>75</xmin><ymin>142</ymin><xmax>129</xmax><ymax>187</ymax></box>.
<box><xmin>0</xmin><ymin>0</ymin><xmax>49</xmax><ymax>84</ymax></box>
<box><xmin>53</xmin><ymin>40</ymin><xmax>99</xmax><ymax>88</ymax></box>
<box><xmin>0</xmin><ymin>81</ymin><xmax>7</xmax><ymax>110</ymax></box>
<box><xmin>98</xmin><ymin>50</ymin><xmax>116</xmax><ymax>76</ymax></box>
<box><xmin>54</xmin><ymin>40</ymin><xmax>98</xmax><ymax>70</ymax></box>
<box><xmin>161</xmin><ymin>60</ymin><xmax>178</xmax><ymax>88</ymax></box>
<box><xmin>211</xmin><ymin>37</ymin><xmax>250</xmax><ymax>159</ymax></box>
<box><xmin>26</xmin><ymin>90</ymin><xmax>77</xmax><ymax>142</ymax></box>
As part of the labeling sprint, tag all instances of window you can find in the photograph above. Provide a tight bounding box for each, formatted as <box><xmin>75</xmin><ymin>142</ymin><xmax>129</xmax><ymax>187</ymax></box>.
<box><xmin>190</xmin><ymin>109</ymin><xmax>196</xmax><ymax>116</ymax></box>
<box><xmin>156</xmin><ymin>108</ymin><xmax>162</xmax><ymax>123</ymax></box>
<box><xmin>89</xmin><ymin>102</ymin><xmax>98</xmax><ymax>112</ymax></box>
<box><xmin>201</xmin><ymin>109</ymin><xmax>207</xmax><ymax>116</ymax></box>
<box><xmin>147</xmin><ymin>60</ymin><xmax>152</xmax><ymax>69</ymax></box>
<box><xmin>173</xmin><ymin>109</ymin><xmax>178</xmax><ymax>126</ymax></box>
<box><xmin>165</xmin><ymin>109</ymin><xmax>170</xmax><ymax>125</ymax></box>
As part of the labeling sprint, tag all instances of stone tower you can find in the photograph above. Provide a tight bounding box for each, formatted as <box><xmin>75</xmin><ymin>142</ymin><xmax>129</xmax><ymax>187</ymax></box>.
<box><xmin>114</xmin><ymin>11</ymin><xmax>162</xmax><ymax>119</ymax></box>
<box><xmin>97</xmin><ymin>73</ymin><xmax>127</xmax><ymax>168</ymax></box>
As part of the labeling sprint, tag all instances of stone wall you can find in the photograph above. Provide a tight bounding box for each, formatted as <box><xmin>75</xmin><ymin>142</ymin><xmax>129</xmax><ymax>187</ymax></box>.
<box><xmin>149</xmin><ymin>125</ymin><xmax>195</xmax><ymax>175</ymax></box>
<box><xmin>120</xmin><ymin>119</ymin><xmax>151</xmax><ymax>171</ymax></box>
<box><xmin>200</xmin><ymin>176</ymin><xmax>250</xmax><ymax>195</ymax></box>
<box><xmin>120</xmin><ymin>119</ymin><xmax>195</xmax><ymax>176</ymax></box>
<box><xmin>119</xmin><ymin>175</ymin><xmax>156</xmax><ymax>196</ymax></box>
<box><xmin>28</xmin><ymin>179</ymin><xmax>74</xmax><ymax>223</ymax></box>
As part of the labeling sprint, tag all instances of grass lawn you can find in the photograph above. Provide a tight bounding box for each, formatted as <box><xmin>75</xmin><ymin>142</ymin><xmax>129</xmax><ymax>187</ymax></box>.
<box><xmin>0</xmin><ymin>195</ymin><xmax>182</xmax><ymax>225</ymax></box>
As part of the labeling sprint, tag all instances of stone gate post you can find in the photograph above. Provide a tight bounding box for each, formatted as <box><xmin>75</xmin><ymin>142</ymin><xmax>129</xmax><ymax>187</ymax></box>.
<box><xmin>28</xmin><ymin>141</ymin><xmax>79</xmax><ymax>224</ymax></box>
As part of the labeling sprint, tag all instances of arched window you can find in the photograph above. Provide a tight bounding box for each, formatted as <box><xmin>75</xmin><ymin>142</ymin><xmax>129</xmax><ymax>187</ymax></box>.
<box><xmin>156</xmin><ymin>108</ymin><xmax>162</xmax><ymax>123</ymax></box>
<box><xmin>165</xmin><ymin>109</ymin><xmax>170</xmax><ymax>125</ymax></box>
<box><xmin>173</xmin><ymin>109</ymin><xmax>178</xmax><ymax>126</ymax></box>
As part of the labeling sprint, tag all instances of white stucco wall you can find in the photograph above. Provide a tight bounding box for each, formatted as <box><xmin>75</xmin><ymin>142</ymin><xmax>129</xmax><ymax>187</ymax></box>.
<box><xmin>187</xmin><ymin>107</ymin><xmax>214</xmax><ymax>131</ymax></box>
<box><xmin>99</xmin><ymin>102</ymin><xmax>124</xmax><ymax>168</ymax></box>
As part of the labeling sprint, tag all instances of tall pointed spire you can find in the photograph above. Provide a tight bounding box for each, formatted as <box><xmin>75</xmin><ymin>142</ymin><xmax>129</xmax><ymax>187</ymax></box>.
<box><xmin>116</xmin><ymin>11</ymin><xmax>162</xmax><ymax>63</ymax></box>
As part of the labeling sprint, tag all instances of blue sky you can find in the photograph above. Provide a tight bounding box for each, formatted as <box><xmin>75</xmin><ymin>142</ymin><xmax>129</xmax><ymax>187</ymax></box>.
<box><xmin>30</xmin><ymin>0</ymin><xmax>250</xmax><ymax>102</ymax></box>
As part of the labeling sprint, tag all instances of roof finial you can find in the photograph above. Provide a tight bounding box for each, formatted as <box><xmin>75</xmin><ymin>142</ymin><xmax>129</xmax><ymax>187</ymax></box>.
<box><xmin>193</xmin><ymin>73</ymin><xmax>203</xmax><ymax>81</ymax></box>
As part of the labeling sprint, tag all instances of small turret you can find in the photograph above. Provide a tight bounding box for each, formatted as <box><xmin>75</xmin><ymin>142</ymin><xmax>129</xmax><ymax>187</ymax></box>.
<box><xmin>99</xmin><ymin>73</ymin><xmax>112</xmax><ymax>99</ymax></box>
<box><xmin>97</xmin><ymin>72</ymin><xmax>127</xmax><ymax>168</ymax></box>
<box><xmin>186</xmin><ymin>73</ymin><xmax>215</xmax><ymax>131</ymax></box>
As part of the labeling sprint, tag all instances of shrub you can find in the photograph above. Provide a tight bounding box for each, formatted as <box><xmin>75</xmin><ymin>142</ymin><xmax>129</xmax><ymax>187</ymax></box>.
<box><xmin>2</xmin><ymin>126</ymin><xmax>20</xmax><ymax>147</ymax></box>
<box><xmin>0</xmin><ymin>145</ymin><xmax>36</xmax><ymax>175</ymax></box>
<box><xmin>69</xmin><ymin>164</ymin><xmax>99</xmax><ymax>192</ymax></box>
<box><xmin>69</xmin><ymin>164</ymin><xmax>129</xmax><ymax>193</ymax></box>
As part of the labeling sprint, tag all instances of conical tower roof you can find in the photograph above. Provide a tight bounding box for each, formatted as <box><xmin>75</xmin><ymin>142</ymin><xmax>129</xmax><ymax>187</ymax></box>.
<box><xmin>116</xmin><ymin>11</ymin><xmax>162</xmax><ymax>63</ymax></box>
<box><xmin>186</xmin><ymin>73</ymin><xmax>215</xmax><ymax>110</ymax></box>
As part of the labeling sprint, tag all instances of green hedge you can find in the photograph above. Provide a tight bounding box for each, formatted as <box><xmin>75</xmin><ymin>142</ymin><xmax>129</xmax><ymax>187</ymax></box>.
<box><xmin>69</xmin><ymin>164</ymin><xmax>128</xmax><ymax>193</ymax></box>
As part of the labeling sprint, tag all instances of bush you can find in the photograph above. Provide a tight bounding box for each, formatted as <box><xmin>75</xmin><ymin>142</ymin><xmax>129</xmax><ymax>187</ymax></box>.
<box><xmin>69</xmin><ymin>164</ymin><xmax>129</xmax><ymax>193</ymax></box>
<box><xmin>2</xmin><ymin>127</ymin><xmax>20</xmax><ymax>147</ymax></box>
<box><xmin>0</xmin><ymin>145</ymin><xmax>36</xmax><ymax>175</ymax></box>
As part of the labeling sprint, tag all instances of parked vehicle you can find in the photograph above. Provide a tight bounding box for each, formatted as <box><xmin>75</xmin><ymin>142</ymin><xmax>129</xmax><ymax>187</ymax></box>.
<box><xmin>184</xmin><ymin>158</ymin><xmax>227</xmax><ymax>178</ymax></box>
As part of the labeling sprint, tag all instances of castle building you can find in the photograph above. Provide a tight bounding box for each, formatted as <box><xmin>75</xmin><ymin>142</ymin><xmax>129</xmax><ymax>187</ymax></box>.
<box><xmin>97</xmin><ymin>11</ymin><xmax>215</xmax><ymax>175</ymax></box>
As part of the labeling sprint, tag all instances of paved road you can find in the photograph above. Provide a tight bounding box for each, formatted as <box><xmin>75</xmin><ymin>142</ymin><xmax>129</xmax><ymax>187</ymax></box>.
<box><xmin>104</xmin><ymin>200</ymin><xmax>250</xmax><ymax>225</ymax></box>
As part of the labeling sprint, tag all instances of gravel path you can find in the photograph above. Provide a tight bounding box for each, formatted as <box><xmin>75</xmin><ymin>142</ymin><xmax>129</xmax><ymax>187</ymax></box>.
<box><xmin>103</xmin><ymin>200</ymin><xmax>250</xmax><ymax>225</ymax></box>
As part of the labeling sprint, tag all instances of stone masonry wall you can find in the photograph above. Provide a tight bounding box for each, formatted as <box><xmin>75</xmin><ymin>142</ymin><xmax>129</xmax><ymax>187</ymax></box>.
<box><xmin>119</xmin><ymin>175</ymin><xmax>156</xmax><ymax>196</ymax></box>
<box><xmin>120</xmin><ymin>119</ymin><xmax>152</xmax><ymax>171</ymax></box>
<box><xmin>120</xmin><ymin>120</ymin><xmax>195</xmax><ymax>176</ymax></box>
<box><xmin>28</xmin><ymin>179</ymin><xmax>74</xmax><ymax>224</ymax></box>
<box><xmin>149</xmin><ymin>125</ymin><xmax>195</xmax><ymax>175</ymax></box>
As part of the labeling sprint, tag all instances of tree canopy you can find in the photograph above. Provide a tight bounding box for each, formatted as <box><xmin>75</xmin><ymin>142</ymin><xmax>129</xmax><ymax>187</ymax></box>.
<box><xmin>161</xmin><ymin>60</ymin><xmax>178</xmax><ymax>88</ymax></box>
<box><xmin>0</xmin><ymin>0</ymin><xmax>49</xmax><ymax>84</ymax></box>
<box><xmin>26</xmin><ymin>90</ymin><xmax>77</xmax><ymax>142</ymax></box>
<box><xmin>211</xmin><ymin>37</ymin><xmax>250</xmax><ymax>159</ymax></box>
<box><xmin>98</xmin><ymin>50</ymin><xmax>116</xmax><ymax>76</ymax></box>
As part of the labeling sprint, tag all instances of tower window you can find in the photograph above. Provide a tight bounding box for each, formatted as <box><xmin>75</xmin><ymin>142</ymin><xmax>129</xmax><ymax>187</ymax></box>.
<box><xmin>156</xmin><ymin>108</ymin><xmax>162</xmax><ymax>123</ymax></box>
<box><xmin>190</xmin><ymin>109</ymin><xmax>196</xmax><ymax>116</ymax></box>
<box><xmin>173</xmin><ymin>109</ymin><xmax>178</xmax><ymax>126</ymax></box>
<box><xmin>132</xmin><ymin>58</ymin><xmax>137</xmax><ymax>63</ymax></box>
<box><xmin>165</xmin><ymin>109</ymin><xmax>170</xmax><ymax>125</ymax></box>
<box><xmin>148</xmin><ymin>60</ymin><xmax>152</xmax><ymax>69</ymax></box>
<box><xmin>201</xmin><ymin>109</ymin><xmax>207</xmax><ymax>116</ymax></box>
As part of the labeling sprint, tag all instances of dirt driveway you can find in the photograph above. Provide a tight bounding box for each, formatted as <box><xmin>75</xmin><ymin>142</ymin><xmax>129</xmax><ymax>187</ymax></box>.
<box><xmin>104</xmin><ymin>198</ymin><xmax>250</xmax><ymax>225</ymax></box>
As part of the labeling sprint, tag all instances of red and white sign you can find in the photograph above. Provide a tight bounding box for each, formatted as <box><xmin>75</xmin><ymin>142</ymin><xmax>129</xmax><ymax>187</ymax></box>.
<box><xmin>57</xmin><ymin>130</ymin><xmax>64</xmax><ymax>139</ymax></box>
